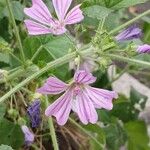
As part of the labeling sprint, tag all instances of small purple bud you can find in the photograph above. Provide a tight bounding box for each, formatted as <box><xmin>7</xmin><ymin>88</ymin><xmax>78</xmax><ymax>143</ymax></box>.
<box><xmin>137</xmin><ymin>44</ymin><xmax>150</xmax><ymax>54</ymax></box>
<box><xmin>115</xmin><ymin>25</ymin><xmax>142</xmax><ymax>41</ymax></box>
<box><xmin>27</xmin><ymin>99</ymin><xmax>41</xmax><ymax>128</ymax></box>
<box><xmin>21</xmin><ymin>125</ymin><xmax>34</xmax><ymax>146</ymax></box>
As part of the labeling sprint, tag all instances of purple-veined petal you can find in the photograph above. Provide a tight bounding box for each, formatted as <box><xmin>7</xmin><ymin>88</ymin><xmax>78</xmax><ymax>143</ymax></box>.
<box><xmin>52</xmin><ymin>0</ymin><xmax>72</xmax><ymax>21</ymax></box>
<box><xmin>115</xmin><ymin>25</ymin><xmax>142</xmax><ymax>41</ymax></box>
<box><xmin>65</xmin><ymin>4</ymin><xmax>84</xmax><ymax>25</ymax></box>
<box><xmin>137</xmin><ymin>44</ymin><xmax>150</xmax><ymax>54</ymax></box>
<box><xmin>74</xmin><ymin>90</ymin><xmax>98</xmax><ymax>124</ymax></box>
<box><xmin>24</xmin><ymin>0</ymin><xmax>53</xmax><ymax>26</ymax></box>
<box><xmin>37</xmin><ymin>77</ymin><xmax>68</xmax><ymax>95</ymax></box>
<box><xmin>45</xmin><ymin>90</ymin><xmax>72</xmax><ymax>125</ymax></box>
<box><xmin>74</xmin><ymin>70</ymin><xmax>96</xmax><ymax>84</ymax></box>
<box><xmin>24</xmin><ymin>19</ymin><xmax>52</xmax><ymax>35</ymax></box>
<box><xmin>85</xmin><ymin>86</ymin><xmax>118</xmax><ymax>110</ymax></box>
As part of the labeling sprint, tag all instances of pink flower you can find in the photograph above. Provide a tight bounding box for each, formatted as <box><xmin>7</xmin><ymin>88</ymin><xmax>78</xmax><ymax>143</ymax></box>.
<box><xmin>37</xmin><ymin>70</ymin><xmax>118</xmax><ymax>125</ymax></box>
<box><xmin>24</xmin><ymin>0</ymin><xmax>84</xmax><ymax>35</ymax></box>
<box><xmin>137</xmin><ymin>44</ymin><xmax>150</xmax><ymax>54</ymax></box>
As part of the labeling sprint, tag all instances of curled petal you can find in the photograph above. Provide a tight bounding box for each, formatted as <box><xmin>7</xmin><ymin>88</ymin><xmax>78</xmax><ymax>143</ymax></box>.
<box><xmin>21</xmin><ymin>125</ymin><xmax>34</xmax><ymax>146</ymax></box>
<box><xmin>65</xmin><ymin>4</ymin><xmax>84</xmax><ymax>25</ymax></box>
<box><xmin>37</xmin><ymin>77</ymin><xmax>68</xmax><ymax>95</ymax></box>
<box><xmin>24</xmin><ymin>0</ymin><xmax>53</xmax><ymax>26</ymax></box>
<box><xmin>74</xmin><ymin>70</ymin><xmax>96</xmax><ymax>84</ymax></box>
<box><xmin>86</xmin><ymin>86</ymin><xmax>118</xmax><ymax>110</ymax></box>
<box><xmin>115</xmin><ymin>25</ymin><xmax>142</xmax><ymax>41</ymax></box>
<box><xmin>45</xmin><ymin>90</ymin><xmax>72</xmax><ymax>125</ymax></box>
<box><xmin>24</xmin><ymin>20</ymin><xmax>52</xmax><ymax>35</ymax></box>
<box><xmin>137</xmin><ymin>44</ymin><xmax>150</xmax><ymax>54</ymax></box>
<box><xmin>52</xmin><ymin>0</ymin><xmax>72</xmax><ymax>20</ymax></box>
<box><xmin>74</xmin><ymin>91</ymin><xmax>98</xmax><ymax>124</ymax></box>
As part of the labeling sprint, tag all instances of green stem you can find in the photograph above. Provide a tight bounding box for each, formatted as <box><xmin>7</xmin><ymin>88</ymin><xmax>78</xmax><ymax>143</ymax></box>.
<box><xmin>104</xmin><ymin>54</ymin><xmax>150</xmax><ymax>67</ymax></box>
<box><xmin>45</xmin><ymin>96</ymin><xmax>59</xmax><ymax>150</ymax></box>
<box><xmin>6</xmin><ymin>0</ymin><xmax>26</xmax><ymax>64</ymax></box>
<box><xmin>1</xmin><ymin>47</ymin><xmax>150</xmax><ymax>103</ymax></box>
<box><xmin>109</xmin><ymin>9</ymin><xmax>150</xmax><ymax>35</ymax></box>
<box><xmin>69</xmin><ymin>118</ymin><xmax>104</xmax><ymax>149</ymax></box>
<box><xmin>31</xmin><ymin>46</ymin><xmax>43</xmax><ymax>61</ymax></box>
<box><xmin>0</xmin><ymin>52</ymin><xmax>77</xmax><ymax>104</ymax></box>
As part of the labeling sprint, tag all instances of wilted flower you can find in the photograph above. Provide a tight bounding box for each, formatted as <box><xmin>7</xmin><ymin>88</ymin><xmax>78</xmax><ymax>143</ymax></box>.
<box><xmin>115</xmin><ymin>25</ymin><xmax>142</xmax><ymax>41</ymax></box>
<box><xmin>37</xmin><ymin>70</ymin><xmax>118</xmax><ymax>125</ymax></box>
<box><xmin>21</xmin><ymin>125</ymin><xmax>34</xmax><ymax>146</ymax></box>
<box><xmin>137</xmin><ymin>44</ymin><xmax>150</xmax><ymax>54</ymax></box>
<box><xmin>24</xmin><ymin>0</ymin><xmax>84</xmax><ymax>35</ymax></box>
<box><xmin>27</xmin><ymin>99</ymin><xmax>41</xmax><ymax>128</ymax></box>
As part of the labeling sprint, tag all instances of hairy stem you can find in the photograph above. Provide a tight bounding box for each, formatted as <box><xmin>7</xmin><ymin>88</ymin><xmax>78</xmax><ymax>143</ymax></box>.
<box><xmin>6</xmin><ymin>0</ymin><xmax>26</xmax><ymax>64</ymax></box>
<box><xmin>109</xmin><ymin>9</ymin><xmax>150</xmax><ymax>35</ymax></box>
<box><xmin>1</xmin><ymin>46</ymin><xmax>150</xmax><ymax>103</ymax></box>
<box><xmin>31</xmin><ymin>46</ymin><xmax>43</xmax><ymax>62</ymax></box>
<box><xmin>45</xmin><ymin>96</ymin><xmax>59</xmax><ymax>150</ymax></box>
<box><xmin>105</xmin><ymin>54</ymin><xmax>150</xmax><ymax>67</ymax></box>
<box><xmin>0</xmin><ymin>52</ymin><xmax>76</xmax><ymax>104</ymax></box>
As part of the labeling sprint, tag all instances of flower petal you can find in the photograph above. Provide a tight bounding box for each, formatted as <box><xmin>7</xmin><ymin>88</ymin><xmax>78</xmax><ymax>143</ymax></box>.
<box><xmin>24</xmin><ymin>0</ymin><xmax>53</xmax><ymax>26</ymax></box>
<box><xmin>137</xmin><ymin>44</ymin><xmax>150</xmax><ymax>54</ymax></box>
<box><xmin>74</xmin><ymin>70</ymin><xmax>96</xmax><ymax>84</ymax></box>
<box><xmin>65</xmin><ymin>4</ymin><xmax>84</xmax><ymax>25</ymax></box>
<box><xmin>52</xmin><ymin>0</ymin><xmax>72</xmax><ymax>20</ymax></box>
<box><xmin>115</xmin><ymin>25</ymin><xmax>142</xmax><ymax>41</ymax></box>
<box><xmin>86</xmin><ymin>86</ymin><xmax>118</xmax><ymax>110</ymax></box>
<box><xmin>45</xmin><ymin>90</ymin><xmax>72</xmax><ymax>125</ymax></box>
<box><xmin>21</xmin><ymin>125</ymin><xmax>34</xmax><ymax>146</ymax></box>
<box><xmin>37</xmin><ymin>77</ymin><xmax>68</xmax><ymax>95</ymax></box>
<box><xmin>24</xmin><ymin>19</ymin><xmax>52</xmax><ymax>35</ymax></box>
<box><xmin>74</xmin><ymin>90</ymin><xmax>98</xmax><ymax>124</ymax></box>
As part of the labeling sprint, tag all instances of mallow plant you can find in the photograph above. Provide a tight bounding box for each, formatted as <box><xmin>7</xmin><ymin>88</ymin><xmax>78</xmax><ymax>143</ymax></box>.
<box><xmin>0</xmin><ymin>0</ymin><xmax>150</xmax><ymax>149</ymax></box>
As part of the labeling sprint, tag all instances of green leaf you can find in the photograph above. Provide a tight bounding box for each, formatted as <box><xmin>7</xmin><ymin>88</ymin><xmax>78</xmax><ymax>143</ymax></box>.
<box><xmin>0</xmin><ymin>53</ymin><xmax>10</xmax><ymax>64</ymax></box>
<box><xmin>0</xmin><ymin>145</ymin><xmax>14</xmax><ymax>150</ymax></box>
<box><xmin>125</xmin><ymin>121</ymin><xmax>150</xmax><ymax>150</ymax></box>
<box><xmin>83</xmin><ymin>124</ymin><xmax>106</xmax><ymax>150</ymax></box>
<box><xmin>0</xmin><ymin>104</ymin><xmax>6</xmax><ymax>119</ymax></box>
<box><xmin>130</xmin><ymin>87</ymin><xmax>147</xmax><ymax>109</ymax></box>
<box><xmin>104</xmin><ymin>122</ymin><xmax>127</xmax><ymax>150</ymax></box>
<box><xmin>44</xmin><ymin>35</ymin><xmax>73</xmax><ymax>58</ymax></box>
<box><xmin>84</xmin><ymin>0</ymin><xmax>148</xmax><ymax>9</ymax></box>
<box><xmin>83</xmin><ymin>5</ymin><xmax>112</xmax><ymax>20</ymax></box>
<box><xmin>0</xmin><ymin>37</ymin><xmax>12</xmax><ymax>53</ymax></box>
<box><xmin>112</xmin><ymin>0</ymin><xmax>148</xmax><ymax>9</ymax></box>
<box><xmin>4</xmin><ymin>1</ymin><xmax>24</xmax><ymax>21</ymax></box>
<box><xmin>0</xmin><ymin>119</ymin><xmax>24</xmax><ymax>149</ymax></box>
<box><xmin>0</xmin><ymin>0</ymin><xmax>6</xmax><ymax>19</ymax></box>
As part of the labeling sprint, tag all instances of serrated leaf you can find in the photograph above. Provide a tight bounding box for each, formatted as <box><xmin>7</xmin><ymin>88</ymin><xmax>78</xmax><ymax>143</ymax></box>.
<box><xmin>83</xmin><ymin>5</ymin><xmax>112</xmax><ymax>20</ymax></box>
<box><xmin>0</xmin><ymin>145</ymin><xmax>14</xmax><ymax>150</ymax></box>
<box><xmin>0</xmin><ymin>119</ymin><xmax>24</xmax><ymax>149</ymax></box>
